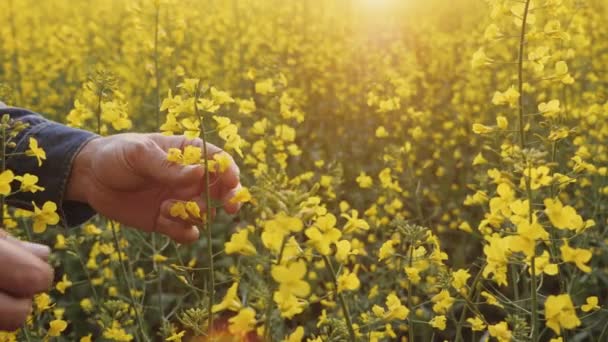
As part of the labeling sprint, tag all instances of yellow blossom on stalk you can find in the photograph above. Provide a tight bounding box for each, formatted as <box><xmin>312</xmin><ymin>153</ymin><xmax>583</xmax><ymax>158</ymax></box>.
<box><xmin>284</xmin><ymin>326</ymin><xmax>304</xmax><ymax>342</ymax></box>
<box><xmin>337</xmin><ymin>268</ymin><xmax>360</xmax><ymax>293</ymax></box>
<box><xmin>429</xmin><ymin>315</ymin><xmax>447</xmax><ymax>330</ymax></box>
<box><xmin>81</xmin><ymin>334</ymin><xmax>93</xmax><ymax>342</ymax></box>
<box><xmin>103</xmin><ymin>322</ymin><xmax>133</xmax><ymax>341</ymax></box>
<box><xmin>166</xmin><ymin>148</ymin><xmax>182</xmax><ymax>163</ymax></box>
<box><xmin>491</xmin><ymin>86</ymin><xmax>520</xmax><ymax>108</ymax></box>
<box><xmin>524</xmin><ymin>166</ymin><xmax>552</xmax><ymax>190</ymax></box>
<box><xmin>544</xmin><ymin>198</ymin><xmax>584</xmax><ymax>230</ymax></box>
<box><xmin>431</xmin><ymin>289</ymin><xmax>454</xmax><ymax>314</ymax></box>
<box><xmin>560</xmin><ymin>240</ymin><xmax>592</xmax><ymax>273</ymax></box>
<box><xmin>182</xmin><ymin>145</ymin><xmax>202</xmax><ymax>164</ymax></box>
<box><xmin>334</xmin><ymin>240</ymin><xmax>351</xmax><ymax>263</ymax></box>
<box><xmin>538</xmin><ymin>99</ymin><xmax>561</xmax><ymax>118</ymax></box>
<box><xmin>54</xmin><ymin>234</ymin><xmax>66</xmax><ymax>249</ymax></box>
<box><xmin>0</xmin><ymin>170</ymin><xmax>14</xmax><ymax>196</ymax></box>
<box><xmin>34</xmin><ymin>293</ymin><xmax>53</xmax><ymax>313</ymax></box>
<box><xmin>153</xmin><ymin>254</ymin><xmax>168</xmax><ymax>263</ymax></box>
<box><xmin>229</xmin><ymin>187</ymin><xmax>251</xmax><ymax>204</ymax></box>
<box><xmin>372</xmin><ymin>293</ymin><xmax>409</xmax><ymax>321</ymax></box>
<box><xmin>225</xmin><ymin>229</ymin><xmax>257</xmax><ymax>256</ymax></box>
<box><xmin>272</xmin><ymin>260</ymin><xmax>310</xmax><ymax>298</ymax></box>
<box><xmin>356</xmin><ymin>172</ymin><xmax>373</xmax><ymax>188</ymax></box>
<box><xmin>48</xmin><ymin>319</ymin><xmax>68</xmax><ymax>337</ymax></box>
<box><xmin>228</xmin><ymin>307</ymin><xmax>256</xmax><ymax>335</ymax></box>
<box><xmin>166</xmin><ymin>330</ymin><xmax>185</xmax><ymax>342</ymax></box>
<box><xmin>531</xmin><ymin>250</ymin><xmax>559</xmax><ymax>276</ymax></box>
<box><xmin>212</xmin><ymin>282</ymin><xmax>242</xmax><ymax>313</ymax></box>
<box><xmin>212</xmin><ymin>152</ymin><xmax>232</xmax><ymax>173</ymax></box>
<box><xmin>273</xmin><ymin>290</ymin><xmax>306</xmax><ymax>319</ymax></box>
<box><xmin>341</xmin><ymin>209</ymin><xmax>369</xmax><ymax>233</ymax></box>
<box><xmin>56</xmin><ymin>274</ymin><xmax>72</xmax><ymax>294</ymax></box>
<box><xmin>404</xmin><ymin>267</ymin><xmax>421</xmax><ymax>285</ymax></box>
<box><xmin>472</xmin><ymin>123</ymin><xmax>494</xmax><ymax>134</ymax></box>
<box><xmin>482</xmin><ymin>234</ymin><xmax>510</xmax><ymax>286</ymax></box>
<box><xmin>378</xmin><ymin>239</ymin><xmax>396</xmax><ymax>261</ymax></box>
<box><xmin>375</xmin><ymin>126</ymin><xmax>389</xmax><ymax>138</ymax></box>
<box><xmin>32</xmin><ymin>201</ymin><xmax>60</xmax><ymax>233</ymax></box>
<box><xmin>472</xmin><ymin>152</ymin><xmax>487</xmax><ymax>166</ymax></box>
<box><xmin>488</xmin><ymin>322</ymin><xmax>512</xmax><ymax>342</ymax></box>
<box><xmin>451</xmin><ymin>269</ymin><xmax>471</xmax><ymax>293</ymax></box>
<box><xmin>467</xmin><ymin>316</ymin><xmax>486</xmax><ymax>331</ymax></box>
<box><xmin>80</xmin><ymin>298</ymin><xmax>93</xmax><ymax>313</ymax></box>
<box><xmin>305</xmin><ymin>213</ymin><xmax>342</xmax><ymax>255</ymax></box>
<box><xmin>15</xmin><ymin>174</ymin><xmax>44</xmax><ymax>193</ymax></box>
<box><xmin>26</xmin><ymin>137</ymin><xmax>46</xmax><ymax>166</ymax></box>
<box><xmin>581</xmin><ymin>296</ymin><xmax>600</xmax><ymax>312</ymax></box>
<box><xmin>255</xmin><ymin>78</ymin><xmax>275</xmax><ymax>95</ymax></box>
<box><xmin>545</xmin><ymin>294</ymin><xmax>581</xmax><ymax>334</ymax></box>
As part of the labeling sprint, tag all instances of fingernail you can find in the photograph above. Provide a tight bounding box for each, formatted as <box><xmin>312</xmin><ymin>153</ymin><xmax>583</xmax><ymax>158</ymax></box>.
<box><xmin>21</xmin><ymin>241</ymin><xmax>51</xmax><ymax>259</ymax></box>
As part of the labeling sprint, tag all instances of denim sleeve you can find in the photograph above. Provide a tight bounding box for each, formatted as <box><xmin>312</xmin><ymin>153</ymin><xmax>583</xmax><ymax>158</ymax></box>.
<box><xmin>1</xmin><ymin>106</ymin><xmax>98</xmax><ymax>227</ymax></box>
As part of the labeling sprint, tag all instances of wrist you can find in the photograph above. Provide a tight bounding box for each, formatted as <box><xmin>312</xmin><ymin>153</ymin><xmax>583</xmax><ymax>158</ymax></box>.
<box><xmin>65</xmin><ymin>137</ymin><xmax>99</xmax><ymax>203</ymax></box>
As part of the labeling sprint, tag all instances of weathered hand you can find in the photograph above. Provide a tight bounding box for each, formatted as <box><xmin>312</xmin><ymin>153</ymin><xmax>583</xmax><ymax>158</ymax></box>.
<box><xmin>66</xmin><ymin>133</ymin><xmax>241</xmax><ymax>243</ymax></box>
<box><xmin>0</xmin><ymin>229</ymin><xmax>53</xmax><ymax>331</ymax></box>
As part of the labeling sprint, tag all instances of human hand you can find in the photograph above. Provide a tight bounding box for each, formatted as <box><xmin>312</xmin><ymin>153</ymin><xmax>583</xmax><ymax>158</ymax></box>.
<box><xmin>0</xmin><ymin>229</ymin><xmax>53</xmax><ymax>331</ymax></box>
<box><xmin>65</xmin><ymin>133</ymin><xmax>241</xmax><ymax>243</ymax></box>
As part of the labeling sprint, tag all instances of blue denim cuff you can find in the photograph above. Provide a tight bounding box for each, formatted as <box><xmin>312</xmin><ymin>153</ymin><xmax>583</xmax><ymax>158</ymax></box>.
<box><xmin>2</xmin><ymin>107</ymin><xmax>98</xmax><ymax>227</ymax></box>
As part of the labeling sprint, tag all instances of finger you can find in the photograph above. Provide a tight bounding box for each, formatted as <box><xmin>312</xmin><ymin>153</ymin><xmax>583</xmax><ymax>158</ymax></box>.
<box><xmin>0</xmin><ymin>239</ymin><xmax>53</xmax><ymax>298</ymax></box>
<box><xmin>0</xmin><ymin>292</ymin><xmax>32</xmax><ymax>332</ymax></box>
<box><xmin>151</xmin><ymin>134</ymin><xmax>240</xmax><ymax>191</ymax></box>
<box><xmin>155</xmin><ymin>216</ymin><xmax>200</xmax><ymax>244</ymax></box>
<box><xmin>222</xmin><ymin>183</ymin><xmax>243</xmax><ymax>215</ymax></box>
<box><xmin>127</xmin><ymin>137</ymin><xmax>206</xmax><ymax>188</ymax></box>
<box><xmin>0</xmin><ymin>229</ymin><xmax>51</xmax><ymax>260</ymax></box>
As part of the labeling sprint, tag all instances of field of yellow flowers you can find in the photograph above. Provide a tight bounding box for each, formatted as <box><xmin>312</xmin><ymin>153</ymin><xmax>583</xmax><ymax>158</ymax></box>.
<box><xmin>1</xmin><ymin>0</ymin><xmax>607</xmax><ymax>341</ymax></box>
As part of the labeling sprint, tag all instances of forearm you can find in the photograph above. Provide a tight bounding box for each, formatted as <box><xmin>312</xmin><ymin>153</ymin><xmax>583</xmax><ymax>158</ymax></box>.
<box><xmin>1</xmin><ymin>106</ymin><xmax>98</xmax><ymax>227</ymax></box>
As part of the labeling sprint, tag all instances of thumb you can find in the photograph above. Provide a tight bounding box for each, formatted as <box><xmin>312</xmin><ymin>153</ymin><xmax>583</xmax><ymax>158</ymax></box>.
<box><xmin>131</xmin><ymin>140</ymin><xmax>205</xmax><ymax>187</ymax></box>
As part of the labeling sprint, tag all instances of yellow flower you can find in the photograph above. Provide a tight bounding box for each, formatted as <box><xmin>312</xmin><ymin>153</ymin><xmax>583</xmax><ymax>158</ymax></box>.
<box><xmin>356</xmin><ymin>172</ymin><xmax>373</xmax><ymax>188</ymax></box>
<box><xmin>182</xmin><ymin>145</ymin><xmax>202</xmax><ymax>165</ymax></box>
<box><xmin>272</xmin><ymin>260</ymin><xmax>310</xmax><ymax>298</ymax></box>
<box><xmin>166</xmin><ymin>330</ymin><xmax>185</xmax><ymax>342</ymax></box>
<box><xmin>375</xmin><ymin>126</ymin><xmax>389</xmax><ymax>138</ymax></box>
<box><xmin>334</xmin><ymin>240</ymin><xmax>351</xmax><ymax>263</ymax></box>
<box><xmin>372</xmin><ymin>293</ymin><xmax>409</xmax><ymax>321</ymax></box>
<box><xmin>212</xmin><ymin>282</ymin><xmax>242</xmax><ymax>313</ymax></box>
<box><xmin>48</xmin><ymin>319</ymin><xmax>68</xmax><ymax>337</ymax></box>
<box><xmin>581</xmin><ymin>296</ymin><xmax>600</xmax><ymax>312</ymax></box>
<box><xmin>467</xmin><ymin>316</ymin><xmax>486</xmax><ymax>331</ymax></box>
<box><xmin>166</xmin><ymin>148</ymin><xmax>182</xmax><ymax>163</ymax></box>
<box><xmin>225</xmin><ymin>229</ymin><xmax>257</xmax><ymax>256</ymax></box>
<box><xmin>431</xmin><ymin>289</ymin><xmax>455</xmax><ymax>314</ymax></box>
<box><xmin>451</xmin><ymin>269</ymin><xmax>471</xmax><ymax>292</ymax></box>
<box><xmin>429</xmin><ymin>315</ymin><xmax>447</xmax><ymax>330</ymax></box>
<box><xmin>378</xmin><ymin>239</ymin><xmax>396</xmax><ymax>261</ymax></box>
<box><xmin>472</xmin><ymin>123</ymin><xmax>494</xmax><ymax>134</ymax></box>
<box><xmin>538</xmin><ymin>99</ymin><xmax>561</xmax><ymax>118</ymax></box>
<box><xmin>103</xmin><ymin>322</ymin><xmax>134</xmax><ymax>341</ymax></box>
<box><xmin>56</xmin><ymin>274</ymin><xmax>73</xmax><ymax>294</ymax></box>
<box><xmin>32</xmin><ymin>201</ymin><xmax>60</xmax><ymax>233</ymax></box>
<box><xmin>80</xmin><ymin>334</ymin><xmax>93</xmax><ymax>342</ymax></box>
<box><xmin>273</xmin><ymin>291</ymin><xmax>306</xmax><ymax>319</ymax></box>
<box><xmin>545</xmin><ymin>294</ymin><xmax>581</xmax><ymax>334</ymax></box>
<box><xmin>337</xmin><ymin>268</ymin><xmax>360</xmax><ymax>293</ymax></box>
<box><xmin>0</xmin><ymin>170</ymin><xmax>14</xmax><ymax>196</ymax></box>
<box><xmin>544</xmin><ymin>198</ymin><xmax>584</xmax><ymax>230</ymax></box>
<box><xmin>341</xmin><ymin>209</ymin><xmax>369</xmax><ymax>233</ymax></box>
<box><xmin>229</xmin><ymin>187</ymin><xmax>252</xmax><ymax>204</ymax></box>
<box><xmin>228</xmin><ymin>307</ymin><xmax>256</xmax><ymax>335</ymax></box>
<box><xmin>255</xmin><ymin>78</ymin><xmax>275</xmax><ymax>95</ymax></box>
<box><xmin>153</xmin><ymin>254</ymin><xmax>168</xmax><ymax>263</ymax></box>
<box><xmin>80</xmin><ymin>298</ymin><xmax>94</xmax><ymax>313</ymax></box>
<box><xmin>560</xmin><ymin>240</ymin><xmax>592</xmax><ymax>273</ymax></box>
<box><xmin>305</xmin><ymin>213</ymin><xmax>342</xmax><ymax>255</ymax></box>
<box><xmin>34</xmin><ymin>293</ymin><xmax>53</xmax><ymax>313</ymax></box>
<box><xmin>212</xmin><ymin>152</ymin><xmax>232</xmax><ymax>173</ymax></box>
<box><xmin>404</xmin><ymin>267</ymin><xmax>421</xmax><ymax>285</ymax></box>
<box><xmin>488</xmin><ymin>321</ymin><xmax>512</xmax><ymax>342</ymax></box>
<box><xmin>284</xmin><ymin>326</ymin><xmax>304</xmax><ymax>342</ymax></box>
<box><xmin>26</xmin><ymin>137</ymin><xmax>46</xmax><ymax>166</ymax></box>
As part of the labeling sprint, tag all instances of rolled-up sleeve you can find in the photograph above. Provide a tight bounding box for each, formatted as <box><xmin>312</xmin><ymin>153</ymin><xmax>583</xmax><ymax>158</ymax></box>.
<box><xmin>2</xmin><ymin>106</ymin><xmax>98</xmax><ymax>227</ymax></box>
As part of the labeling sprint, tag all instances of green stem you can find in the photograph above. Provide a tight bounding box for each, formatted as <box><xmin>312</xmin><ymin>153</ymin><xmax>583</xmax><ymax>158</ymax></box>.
<box><xmin>194</xmin><ymin>80</ymin><xmax>215</xmax><ymax>335</ymax></box>
<box><xmin>516</xmin><ymin>1</ymin><xmax>538</xmax><ymax>339</ymax></box>
<box><xmin>323</xmin><ymin>255</ymin><xmax>356</xmax><ymax>342</ymax></box>
<box><xmin>111</xmin><ymin>222</ymin><xmax>149</xmax><ymax>342</ymax></box>
<box><xmin>407</xmin><ymin>243</ymin><xmax>415</xmax><ymax>342</ymax></box>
